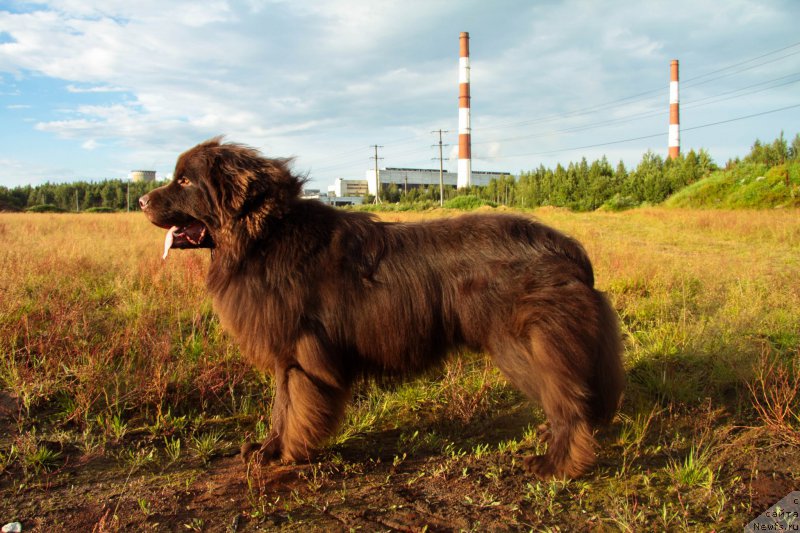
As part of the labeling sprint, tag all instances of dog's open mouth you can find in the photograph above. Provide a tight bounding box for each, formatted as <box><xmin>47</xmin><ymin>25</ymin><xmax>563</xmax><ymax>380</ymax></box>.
<box><xmin>162</xmin><ymin>221</ymin><xmax>213</xmax><ymax>259</ymax></box>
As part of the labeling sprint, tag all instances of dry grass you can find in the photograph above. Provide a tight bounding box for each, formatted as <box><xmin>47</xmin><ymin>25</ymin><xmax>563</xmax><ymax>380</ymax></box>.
<box><xmin>1</xmin><ymin>207</ymin><xmax>799</xmax><ymax>530</ymax></box>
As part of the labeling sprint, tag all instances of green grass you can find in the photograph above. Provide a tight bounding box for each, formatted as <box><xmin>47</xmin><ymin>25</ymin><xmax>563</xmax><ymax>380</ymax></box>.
<box><xmin>666</xmin><ymin>161</ymin><xmax>800</xmax><ymax>209</ymax></box>
<box><xmin>0</xmin><ymin>209</ymin><xmax>799</xmax><ymax>530</ymax></box>
<box><xmin>443</xmin><ymin>194</ymin><xmax>497</xmax><ymax>210</ymax></box>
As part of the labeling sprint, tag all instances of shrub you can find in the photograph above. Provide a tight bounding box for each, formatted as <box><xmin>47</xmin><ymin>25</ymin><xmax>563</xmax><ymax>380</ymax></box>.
<box><xmin>443</xmin><ymin>195</ymin><xmax>497</xmax><ymax>210</ymax></box>
<box><xmin>599</xmin><ymin>194</ymin><xmax>639</xmax><ymax>211</ymax></box>
<box><xmin>26</xmin><ymin>204</ymin><xmax>67</xmax><ymax>213</ymax></box>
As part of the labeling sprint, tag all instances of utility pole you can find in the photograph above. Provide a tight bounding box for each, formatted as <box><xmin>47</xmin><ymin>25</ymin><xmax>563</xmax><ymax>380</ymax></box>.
<box><xmin>126</xmin><ymin>181</ymin><xmax>130</xmax><ymax>212</ymax></box>
<box><xmin>75</xmin><ymin>190</ymin><xmax>79</xmax><ymax>212</ymax></box>
<box><xmin>431</xmin><ymin>129</ymin><xmax>449</xmax><ymax>206</ymax></box>
<box><xmin>371</xmin><ymin>145</ymin><xmax>383</xmax><ymax>204</ymax></box>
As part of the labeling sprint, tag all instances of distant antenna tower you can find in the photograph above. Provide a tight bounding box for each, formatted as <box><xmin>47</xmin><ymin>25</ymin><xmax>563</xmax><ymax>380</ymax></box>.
<box><xmin>371</xmin><ymin>145</ymin><xmax>383</xmax><ymax>204</ymax></box>
<box><xmin>457</xmin><ymin>31</ymin><xmax>472</xmax><ymax>188</ymax></box>
<box><xmin>432</xmin><ymin>129</ymin><xmax>449</xmax><ymax>206</ymax></box>
<box><xmin>669</xmin><ymin>59</ymin><xmax>680</xmax><ymax>159</ymax></box>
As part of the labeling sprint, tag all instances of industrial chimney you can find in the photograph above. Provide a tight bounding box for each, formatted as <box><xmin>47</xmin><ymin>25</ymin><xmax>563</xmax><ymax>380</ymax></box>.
<box><xmin>668</xmin><ymin>59</ymin><xmax>680</xmax><ymax>159</ymax></box>
<box><xmin>458</xmin><ymin>31</ymin><xmax>472</xmax><ymax>189</ymax></box>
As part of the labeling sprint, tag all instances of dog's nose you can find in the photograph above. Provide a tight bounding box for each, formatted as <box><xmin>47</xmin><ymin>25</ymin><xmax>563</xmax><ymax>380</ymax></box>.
<box><xmin>139</xmin><ymin>194</ymin><xmax>150</xmax><ymax>210</ymax></box>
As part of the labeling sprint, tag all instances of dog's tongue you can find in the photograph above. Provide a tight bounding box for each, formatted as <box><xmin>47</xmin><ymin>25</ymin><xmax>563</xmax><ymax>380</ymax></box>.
<box><xmin>163</xmin><ymin>226</ymin><xmax>178</xmax><ymax>260</ymax></box>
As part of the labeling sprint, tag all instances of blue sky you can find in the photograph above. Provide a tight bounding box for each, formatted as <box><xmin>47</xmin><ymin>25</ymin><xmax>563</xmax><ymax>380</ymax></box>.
<box><xmin>1</xmin><ymin>0</ymin><xmax>798</xmax><ymax>189</ymax></box>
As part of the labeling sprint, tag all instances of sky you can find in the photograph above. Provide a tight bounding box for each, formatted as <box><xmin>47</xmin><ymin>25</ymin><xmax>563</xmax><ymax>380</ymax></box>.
<box><xmin>1</xmin><ymin>0</ymin><xmax>799</xmax><ymax>190</ymax></box>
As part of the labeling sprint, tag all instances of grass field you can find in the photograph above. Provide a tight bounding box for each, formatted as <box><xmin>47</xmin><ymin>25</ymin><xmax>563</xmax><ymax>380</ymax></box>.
<box><xmin>1</xmin><ymin>208</ymin><xmax>799</xmax><ymax>531</ymax></box>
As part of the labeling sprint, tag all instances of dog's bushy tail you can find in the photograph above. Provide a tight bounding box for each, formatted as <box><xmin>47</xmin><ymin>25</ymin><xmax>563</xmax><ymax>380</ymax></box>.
<box><xmin>589</xmin><ymin>290</ymin><xmax>625</xmax><ymax>425</ymax></box>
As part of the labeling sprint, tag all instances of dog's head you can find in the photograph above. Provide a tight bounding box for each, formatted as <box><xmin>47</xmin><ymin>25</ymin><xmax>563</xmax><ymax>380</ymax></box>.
<box><xmin>140</xmin><ymin>138</ymin><xmax>302</xmax><ymax>256</ymax></box>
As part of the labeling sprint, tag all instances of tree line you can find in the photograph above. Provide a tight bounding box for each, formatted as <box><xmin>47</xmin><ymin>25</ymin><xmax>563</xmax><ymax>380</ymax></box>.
<box><xmin>380</xmin><ymin>132</ymin><xmax>799</xmax><ymax>211</ymax></box>
<box><xmin>0</xmin><ymin>179</ymin><xmax>165</xmax><ymax>212</ymax></box>
<box><xmin>2</xmin><ymin>132</ymin><xmax>797</xmax><ymax>213</ymax></box>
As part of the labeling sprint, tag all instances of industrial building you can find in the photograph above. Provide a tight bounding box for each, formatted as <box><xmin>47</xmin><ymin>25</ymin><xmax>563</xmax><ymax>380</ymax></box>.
<box><xmin>364</xmin><ymin>167</ymin><xmax>509</xmax><ymax>196</ymax></box>
<box><xmin>302</xmin><ymin>188</ymin><xmax>363</xmax><ymax>206</ymax></box>
<box><xmin>329</xmin><ymin>178</ymin><xmax>370</xmax><ymax>197</ymax></box>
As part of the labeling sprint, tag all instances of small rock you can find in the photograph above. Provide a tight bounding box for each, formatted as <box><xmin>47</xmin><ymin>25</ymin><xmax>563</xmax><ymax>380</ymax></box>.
<box><xmin>2</xmin><ymin>523</ymin><xmax>22</xmax><ymax>533</ymax></box>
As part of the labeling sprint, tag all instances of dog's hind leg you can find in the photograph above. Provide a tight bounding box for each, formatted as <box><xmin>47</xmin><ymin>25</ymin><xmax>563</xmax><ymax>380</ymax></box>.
<box><xmin>521</xmin><ymin>336</ymin><xmax>597</xmax><ymax>479</ymax></box>
<box><xmin>490</xmin><ymin>282</ymin><xmax>615</xmax><ymax>478</ymax></box>
<box><xmin>489</xmin><ymin>337</ymin><xmax>596</xmax><ymax>479</ymax></box>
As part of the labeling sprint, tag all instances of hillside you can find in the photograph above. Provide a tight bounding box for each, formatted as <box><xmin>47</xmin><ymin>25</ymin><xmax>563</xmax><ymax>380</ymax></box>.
<box><xmin>666</xmin><ymin>160</ymin><xmax>800</xmax><ymax>209</ymax></box>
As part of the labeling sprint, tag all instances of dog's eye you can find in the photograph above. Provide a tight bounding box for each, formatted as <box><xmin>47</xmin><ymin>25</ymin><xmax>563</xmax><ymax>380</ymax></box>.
<box><xmin>176</xmin><ymin>176</ymin><xmax>191</xmax><ymax>187</ymax></box>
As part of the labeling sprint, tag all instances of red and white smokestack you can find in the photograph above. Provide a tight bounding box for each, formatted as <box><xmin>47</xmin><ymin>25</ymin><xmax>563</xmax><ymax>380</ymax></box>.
<box><xmin>457</xmin><ymin>31</ymin><xmax>472</xmax><ymax>189</ymax></box>
<box><xmin>668</xmin><ymin>59</ymin><xmax>680</xmax><ymax>159</ymax></box>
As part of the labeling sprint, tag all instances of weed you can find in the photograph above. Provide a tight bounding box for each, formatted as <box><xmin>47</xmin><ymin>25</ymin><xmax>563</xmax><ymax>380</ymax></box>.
<box><xmin>22</xmin><ymin>444</ymin><xmax>62</xmax><ymax>476</ymax></box>
<box><xmin>77</xmin><ymin>428</ymin><xmax>104</xmax><ymax>457</ymax></box>
<box><xmin>0</xmin><ymin>444</ymin><xmax>18</xmax><ymax>474</ymax></box>
<box><xmin>183</xmin><ymin>517</ymin><xmax>204</xmax><ymax>531</ymax></box>
<box><xmin>748</xmin><ymin>346</ymin><xmax>800</xmax><ymax>443</ymax></box>
<box><xmin>667</xmin><ymin>445</ymin><xmax>715</xmax><ymax>490</ymax></box>
<box><xmin>120</xmin><ymin>446</ymin><xmax>156</xmax><ymax>472</ymax></box>
<box><xmin>331</xmin><ymin>389</ymin><xmax>387</xmax><ymax>446</ymax></box>
<box><xmin>617</xmin><ymin>407</ymin><xmax>658</xmax><ymax>451</ymax></box>
<box><xmin>254</xmin><ymin>418</ymin><xmax>269</xmax><ymax>442</ymax></box>
<box><xmin>299</xmin><ymin>463</ymin><xmax>326</xmax><ymax>492</ymax></box>
<box><xmin>191</xmin><ymin>430</ymin><xmax>223</xmax><ymax>464</ymax></box>
<box><xmin>137</xmin><ymin>497</ymin><xmax>152</xmax><ymax>517</ymax></box>
<box><xmin>164</xmin><ymin>436</ymin><xmax>182</xmax><ymax>463</ymax></box>
<box><xmin>246</xmin><ymin>460</ymin><xmax>279</xmax><ymax>519</ymax></box>
<box><xmin>471</xmin><ymin>442</ymin><xmax>491</xmax><ymax>459</ymax></box>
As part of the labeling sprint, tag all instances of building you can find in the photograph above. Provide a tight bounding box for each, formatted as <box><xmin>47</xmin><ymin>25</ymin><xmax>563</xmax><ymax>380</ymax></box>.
<box><xmin>129</xmin><ymin>170</ymin><xmax>156</xmax><ymax>183</ymax></box>
<box><xmin>329</xmin><ymin>178</ymin><xmax>369</xmax><ymax>198</ymax></box>
<box><xmin>302</xmin><ymin>189</ymin><xmax>364</xmax><ymax>207</ymax></box>
<box><xmin>365</xmin><ymin>167</ymin><xmax>509</xmax><ymax>196</ymax></box>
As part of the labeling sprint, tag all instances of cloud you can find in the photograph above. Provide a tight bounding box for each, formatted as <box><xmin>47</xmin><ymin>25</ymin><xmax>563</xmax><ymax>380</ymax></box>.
<box><xmin>0</xmin><ymin>0</ymin><xmax>798</xmax><ymax>187</ymax></box>
<box><xmin>81</xmin><ymin>138</ymin><xmax>99</xmax><ymax>150</ymax></box>
<box><xmin>66</xmin><ymin>84</ymin><xmax>127</xmax><ymax>93</ymax></box>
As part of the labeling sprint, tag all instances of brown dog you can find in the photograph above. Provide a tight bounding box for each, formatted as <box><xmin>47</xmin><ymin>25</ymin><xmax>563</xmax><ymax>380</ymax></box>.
<box><xmin>140</xmin><ymin>138</ymin><xmax>624</xmax><ymax>478</ymax></box>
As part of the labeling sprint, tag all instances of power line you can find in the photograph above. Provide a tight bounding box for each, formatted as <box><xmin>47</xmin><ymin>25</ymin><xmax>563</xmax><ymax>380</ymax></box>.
<box><xmin>474</xmin><ymin>40</ymin><xmax>800</xmax><ymax>134</ymax></box>
<box><xmin>683</xmin><ymin>49</ymin><xmax>800</xmax><ymax>89</ymax></box>
<box><xmin>682</xmin><ymin>40</ymin><xmax>800</xmax><ymax>83</ymax></box>
<box><xmin>310</xmin><ymin>40</ymin><xmax>800</xmax><ymax>176</ymax></box>
<box><xmin>682</xmin><ymin>103</ymin><xmax>800</xmax><ymax>133</ymax></box>
<box><xmin>683</xmin><ymin>71</ymin><xmax>800</xmax><ymax>107</ymax></box>
<box><xmin>489</xmin><ymin>103</ymin><xmax>800</xmax><ymax>159</ymax></box>
<box><xmin>472</xmin><ymin>72</ymin><xmax>800</xmax><ymax>148</ymax></box>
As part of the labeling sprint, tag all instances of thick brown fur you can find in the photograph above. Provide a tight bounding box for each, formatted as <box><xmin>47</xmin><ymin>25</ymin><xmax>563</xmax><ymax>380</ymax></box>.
<box><xmin>140</xmin><ymin>138</ymin><xmax>624</xmax><ymax>479</ymax></box>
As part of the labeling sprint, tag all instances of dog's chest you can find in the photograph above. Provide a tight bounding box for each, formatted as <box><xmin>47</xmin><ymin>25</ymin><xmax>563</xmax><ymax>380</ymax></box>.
<box><xmin>210</xmin><ymin>282</ymin><xmax>287</xmax><ymax>371</ymax></box>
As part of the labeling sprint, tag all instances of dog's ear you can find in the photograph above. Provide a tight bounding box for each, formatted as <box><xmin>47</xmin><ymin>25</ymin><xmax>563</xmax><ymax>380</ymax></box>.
<box><xmin>206</xmin><ymin>142</ymin><xmax>303</xmax><ymax>234</ymax></box>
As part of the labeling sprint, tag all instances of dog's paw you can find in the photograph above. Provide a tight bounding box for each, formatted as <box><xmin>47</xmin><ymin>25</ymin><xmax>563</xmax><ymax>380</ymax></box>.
<box><xmin>240</xmin><ymin>438</ymin><xmax>281</xmax><ymax>464</ymax></box>
<box><xmin>536</xmin><ymin>423</ymin><xmax>552</xmax><ymax>444</ymax></box>
<box><xmin>523</xmin><ymin>454</ymin><xmax>559</xmax><ymax>479</ymax></box>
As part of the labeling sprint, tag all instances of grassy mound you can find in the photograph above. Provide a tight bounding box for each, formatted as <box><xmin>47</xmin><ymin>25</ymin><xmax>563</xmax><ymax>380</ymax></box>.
<box><xmin>666</xmin><ymin>161</ymin><xmax>800</xmax><ymax>209</ymax></box>
<box><xmin>443</xmin><ymin>195</ymin><xmax>497</xmax><ymax>210</ymax></box>
<box><xmin>25</xmin><ymin>203</ymin><xmax>67</xmax><ymax>213</ymax></box>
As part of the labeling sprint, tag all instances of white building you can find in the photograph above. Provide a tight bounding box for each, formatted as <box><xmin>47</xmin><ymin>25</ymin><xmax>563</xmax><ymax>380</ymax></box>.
<box><xmin>330</xmin><ymin>178</ymin><xmax>369</xmax><ymax>198</ymax></box>
<box><xmin>365</xmin><ymin>167</ymin><xmax>509</xmax><ymax>196</ymax></box>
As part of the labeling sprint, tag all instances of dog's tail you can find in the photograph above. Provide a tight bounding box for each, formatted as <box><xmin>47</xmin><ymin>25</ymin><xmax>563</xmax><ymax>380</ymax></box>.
<box><xmin>588</xmin><ymin>290</ymin><xmax>625</xmax><ymax>425</ymax></box>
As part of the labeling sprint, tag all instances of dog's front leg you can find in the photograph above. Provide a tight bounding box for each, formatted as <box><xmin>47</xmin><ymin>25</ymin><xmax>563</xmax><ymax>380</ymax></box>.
<box><xmin>241</xmin><ymin>338</ymin><xmax>350</xmax><ymax>464</ymax></box>
<box><xmin>240</xmin><ymin>365</ymin><xmax>290</xmax><ymax>463</ymax></box>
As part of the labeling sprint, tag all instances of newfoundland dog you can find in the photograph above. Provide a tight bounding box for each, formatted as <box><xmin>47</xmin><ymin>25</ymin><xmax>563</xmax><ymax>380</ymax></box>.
<box><xmin>140</xmin><ymin>138</ymin><xmax>623</xmax><ymax>478</ymax></box>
